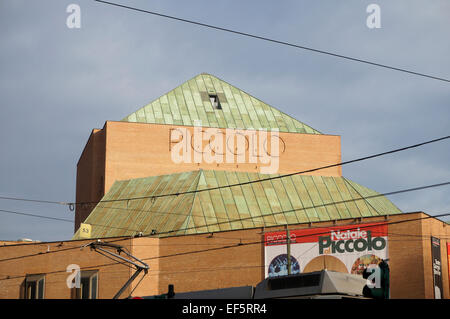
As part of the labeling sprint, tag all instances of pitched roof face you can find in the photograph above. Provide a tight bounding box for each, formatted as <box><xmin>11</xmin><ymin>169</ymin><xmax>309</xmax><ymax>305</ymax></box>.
<box><xmin>122</xmin><ymin>73</ymin><xmax>321</xmax><ymax>134</ymax></box>
<box><xmin>72</xmin><ymin>170</ymin><xmax>402</xmax><ymax>240</ymax></box>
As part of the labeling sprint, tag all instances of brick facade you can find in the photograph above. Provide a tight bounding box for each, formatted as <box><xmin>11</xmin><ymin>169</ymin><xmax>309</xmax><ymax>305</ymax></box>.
<box><xmin>1</xmin><ymin>212</ymin><xmax>448</xmax><ymax>299</ymax></box>
<box><xmin>74</xmin><ymin>121</ymin><xmax>341</xmax><ymax>232</ymax></box>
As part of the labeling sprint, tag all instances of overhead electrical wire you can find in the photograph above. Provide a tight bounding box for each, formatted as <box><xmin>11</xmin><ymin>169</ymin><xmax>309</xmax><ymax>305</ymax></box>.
<box><xmin>1</xmin><ymin>211</ymin><xmax>450</xmax><ymax>284</ymax></box>
<box><xmin>0</xmin><ymin>137</ymin><xmax>447</xmax><ymax>265</ymax></box>
<box><xmin>0</xmin><ymin>181</ymin><xmax>448</xmax><ymax>237</ymax></box>
<box><xmin>132</xmin><ymin>181</ymin><xmax>450</xmax><ymax>238</ymax></box>
<box><xmin>94</xmin><ymin>0</ymin><xmax>450</xmax><ymax>84</ymax></box>
<box><xmin>138</xmin><ymin>211</ymin><xmax>450</xmax><ymax>248</ymax></box>
<box><xmin>0</xmin><ymin>135</ymin><xmax>448</xmax><ymax>208</ymax></box>
<box><xmin>87</xmin><ymin>135</ymin><xmax>450</xmax><ymax>204</ymax></box>
<box><xmin>0</xmin><ymin>209</ymin><xmax>73</xmax><ymax>223</ymax></box>
<box><xmin>1</xmin><ymin>2</ymin><xmax>448</xmax><ymax>289</ymax></box>
<box><xmin>98</xmin><ymin>211</ymin><xmax>450</xmax><ymax>266</ymax></box>
<box><xmin>0</xmin><ymin>197</ymin><xmax>68</xmax><ymax>206</ymax></box>
<box><xmin>0</xmin><ymin>206</ymin><xmax>449</xmax><ymax>266</ymax></box>
<box><xmin>87</xmin><ymin>180</ymin><xmax>450</xmax><ymax>237</ymax></box>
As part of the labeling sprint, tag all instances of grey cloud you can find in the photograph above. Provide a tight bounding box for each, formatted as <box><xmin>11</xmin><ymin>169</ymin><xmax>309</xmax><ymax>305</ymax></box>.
<box><xmin>0</xmin><ymin>0</ymin><xmax>448</xmax><ymax>241</ymax></box>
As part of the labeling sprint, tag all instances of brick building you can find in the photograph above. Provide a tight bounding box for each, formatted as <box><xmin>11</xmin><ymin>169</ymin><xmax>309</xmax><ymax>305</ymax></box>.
<box><xmin>0</xmin><ymin>74</ymin><xmax>448</xmax><ymax>299</ymax></box>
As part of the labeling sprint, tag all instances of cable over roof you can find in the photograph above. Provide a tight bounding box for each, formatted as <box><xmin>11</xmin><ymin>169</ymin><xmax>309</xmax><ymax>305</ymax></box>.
<box><xmin>72</xmin><ymin>170</ymin><xmax>402</xmax><ymax>239</ymax></box>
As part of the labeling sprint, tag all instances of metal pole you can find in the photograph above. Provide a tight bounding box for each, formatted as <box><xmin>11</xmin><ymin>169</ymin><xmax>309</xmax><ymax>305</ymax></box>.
<box><xmin>286</xmin><ymin>226</ymin><xmax>291</xmax><ymax>275</ymax></box>
<box><xmin>83</xmin><ymin>241</ymin><xmax>149</xmax><ymax>299</ymax></box>
<box><xmin>113</xmin><ymin>268</ymin><xmax>144</xmax><ymax>299</ymax></box>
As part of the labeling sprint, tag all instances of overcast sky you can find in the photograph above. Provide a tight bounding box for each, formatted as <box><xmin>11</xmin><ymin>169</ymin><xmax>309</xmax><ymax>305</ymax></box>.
<box><xmin>0</xmin><ymin>0</ymin><xmax>449</xmax><ymax>242</ymax></box>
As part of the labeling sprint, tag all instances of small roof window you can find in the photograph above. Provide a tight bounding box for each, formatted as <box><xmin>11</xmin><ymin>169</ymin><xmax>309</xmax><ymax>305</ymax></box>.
<box><xmin>209</xmin><ymin>94</ymin><xmax>221</xmax><ymax>110</ymax></box>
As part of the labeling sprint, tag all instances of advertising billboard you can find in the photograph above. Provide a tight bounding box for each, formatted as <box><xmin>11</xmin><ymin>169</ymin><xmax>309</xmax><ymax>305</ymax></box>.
<box><xmin>264</xmin><ymin>222</ymin><xmax>388</xmax><ymax>278</ymax></box>
<box><xmin>431</xmin><ymin>237</ymin><xmax>443</xmax><ymax>299</ymax></box>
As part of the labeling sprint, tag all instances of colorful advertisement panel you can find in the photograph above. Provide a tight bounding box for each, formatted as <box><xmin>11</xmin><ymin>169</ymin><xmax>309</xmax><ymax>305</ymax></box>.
<box><xmin>431</xmin><ymin>237</ymin><xmax>443</xmax><ymax>299</ymax></box>
<box><xmin>264</xmin><ymin>222</ymin><xmax>388</xmax><ymax>278</ymax></box>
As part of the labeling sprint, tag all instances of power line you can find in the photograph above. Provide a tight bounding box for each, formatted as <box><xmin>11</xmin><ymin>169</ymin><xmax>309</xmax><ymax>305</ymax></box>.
<box><xmin>4</xmin><ymin>213</ymin><xmax>450</xmax><ymax>279</ymax></box>
<box><xmin>36</xmin><ymin>181</ymin><xmax>450</xmax><ymax>236</ymax></box>
<box><xmin>1</xmin><ymin>211</ymin><xmax>450</xmax><ymax>283</ymax></box>
<box><xmin>0</xmin><ymin>135</ymin><xmax>448</xmax><ymax>208</ymax></box>
<box><xmin>0</xmin><ymin>209</ymin><xmax>73</xmax><ymax>223</ymax></box>
<box><xmin>1</xmin><ymin>206</ymin><xmax>449</xmax><ymax>267</ymax></box>
<box><xmin>139</xmin><ymin>181</ymin><xmax>450</xmax><ymax>238</ymax></box>
<box><xmin>1</xmin><ymin>180</ymin><xmax>448</xmax><ymax>239</ymax></box>
<box><xmin>74</xmin><ymin>179</ymin><xmax>450</xmax><ymax>234</ymax></box>
<box><xmin>0</xmin><ymin>258</ymin><xmax>133</xmax><ymax>283</ymax></box>
<box><xmin>87</xmin><ymin>180</ymin><xmax>447</xmax><ymax>236</ymax></box>
<box><xmin>0</xmin><ymin>244</ymin><xmax>86</xmax><ymax>263</ymax></box>
<box><xmin>80</xmin><ymin>135</ymin><xmax>450</xmax><ymax>204</ymax></box>
<box><xmin>94</xmin><ymin>0</ymin><xmax>450</xmax><ymax>84</ymax></box>
<box><xmin>2</xmin><ymin>233</ymin><xmax>449</xmax><ymax>288</ymax></box>
<box><xmin>0</xmin><ymin>196</ymin><xmax>69</xmax><ymax>206</ymax></box>
<box><xmin>138</xmin><ymin>211</ymin><xmax>450</xmax><ymax>262</ymax></box>
<box><xmin>0</xmin><ymin>178</ymin><xmax>448</xmax><ymax>250</ymax></box>
<box><xmin>0</xmin><ymin>207</ymin><xmax>145</xmax><ymax>235</ymax></box>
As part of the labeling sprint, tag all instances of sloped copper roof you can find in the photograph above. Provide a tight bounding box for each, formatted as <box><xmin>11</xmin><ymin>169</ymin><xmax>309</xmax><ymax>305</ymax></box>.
<box><xmin>122</xmin><ymin>73</ymin><xmax>321</xmax><ymax>134</ymax></box>
<box><xmin>72</xmin><ymin>170</ymin><xmax>402</xmax><ymax>239</ymax></box>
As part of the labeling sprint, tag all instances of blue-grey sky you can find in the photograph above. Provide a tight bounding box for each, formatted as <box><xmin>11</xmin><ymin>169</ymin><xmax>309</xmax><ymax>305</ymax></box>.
<box><xmin>0</xmin><ymin>0</ymin><xmax>449</xmax><ymax>242</ymax></box>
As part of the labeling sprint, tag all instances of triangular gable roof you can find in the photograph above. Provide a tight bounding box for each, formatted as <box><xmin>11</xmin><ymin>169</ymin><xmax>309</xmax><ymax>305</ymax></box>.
<box><xmin>72</xmin><ymin>170</ymin><xmax>402</xmax><ymax>239</ymax></box>
<box><xmin>122</xmin><ymin>73</ymin><xmax>321</xmax><ymax>134</ymax></box>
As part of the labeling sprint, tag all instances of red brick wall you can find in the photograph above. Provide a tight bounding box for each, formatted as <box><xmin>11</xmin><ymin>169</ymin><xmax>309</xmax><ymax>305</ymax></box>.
<box><xmin>75</xmin><ymin>128</ymin><xmax>106</xmax><ymax>232</ymax></box>
<box><xmin>75</xmin><ymin>121</ymin><xmax>342</xmax><ymax>232</ymax></box>
<box><xmin>128</xmin><ymin>213</ymin><xmax>449</xmax><ymax>299</ymax></box>
<box><xmin>2</xmin><ymin>213</ymin><xmax>448</xmax><ymax>299</ymax></box>
<box><xmin>0</xmin><ymin>238</ymin><xmax>131</xmax><ymax>299</ymax></box>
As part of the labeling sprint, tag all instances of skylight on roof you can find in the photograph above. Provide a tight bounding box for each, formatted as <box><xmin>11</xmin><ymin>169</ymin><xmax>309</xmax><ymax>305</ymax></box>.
<box><xmin>209</xmin><ymin>94</ymin><xmax>221</xmax><ymax>110</ymax></box>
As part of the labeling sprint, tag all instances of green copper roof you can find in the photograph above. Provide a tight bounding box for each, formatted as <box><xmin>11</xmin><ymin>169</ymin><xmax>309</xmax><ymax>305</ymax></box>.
<box><xmin>122</xmin><ymin>73</ymin><xmax>321</xmax><ymax>134</ymax></box>
<box><xmin>72</xmin><ymin>170</ymin><xmax>402</xmax><ymax>240</ymax></box>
